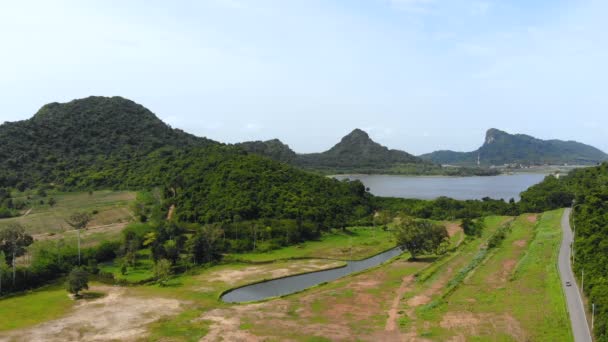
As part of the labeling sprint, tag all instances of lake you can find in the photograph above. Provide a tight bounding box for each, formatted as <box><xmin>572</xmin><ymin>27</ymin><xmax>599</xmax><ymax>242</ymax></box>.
<box><xmin>333</xmin><ymin>173</ymin><xmax>547</xmax><ymax>201</ymax></box>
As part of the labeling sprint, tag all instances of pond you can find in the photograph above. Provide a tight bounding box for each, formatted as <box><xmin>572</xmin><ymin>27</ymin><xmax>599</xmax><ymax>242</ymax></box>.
<box><xmin>333</xmin><ymin>173</ymin><xmax>547</xmax><ymax>201</ymax></box>
<box><xmin>221</xmin><ymin>247</ymin><xmax>403</xmax><ymax>303</ymax></box>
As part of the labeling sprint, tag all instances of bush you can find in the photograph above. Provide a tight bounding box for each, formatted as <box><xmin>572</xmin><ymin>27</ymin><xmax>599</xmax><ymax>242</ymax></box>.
<box><xmin>66</xmin><ymin>267</ymin><xmax>89</xmax><ymax>297</ymax></box>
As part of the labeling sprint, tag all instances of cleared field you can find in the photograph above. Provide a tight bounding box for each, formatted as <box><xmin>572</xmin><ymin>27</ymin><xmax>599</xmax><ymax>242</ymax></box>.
<box><xmin>0</xmin><ymin>190</ymin><xmax>136</xmax><ymax>235</ymax></box>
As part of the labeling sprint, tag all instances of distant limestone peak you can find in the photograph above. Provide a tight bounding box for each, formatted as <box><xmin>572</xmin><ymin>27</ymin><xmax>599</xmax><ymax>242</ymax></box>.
<box><xmin>340</xmin><ymin>128</ymin><xmax>371</xmax><ymax>143</ymax></box>
<box><xmin>484</xmin><ymin>128</ymin><xmax>506</xmax><ymax>145</ymax></box>
<box><xmin>420</xmin><ymin>127</ymin><xmax>608</xmax><ymax>166</ymax></box>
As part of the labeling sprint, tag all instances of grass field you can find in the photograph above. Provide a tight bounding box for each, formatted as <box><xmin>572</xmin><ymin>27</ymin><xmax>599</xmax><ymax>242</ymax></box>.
<box><xmin>0</xmin><ymin>284</ymin><xmax>74</xmax><ymax>332</ymax></box>
<box><xmin>0</xmin><ymin>190</ymin><xmax>136</xmax><ymax>235</ymax></box>
<box><xmin>0</xmin><ymin>212</ymin><xmax>571</xmax><ymax>341</ymax></box>
<box><xmin>228</xmin><ymin>226</ymin><xmax>397</xmax><ymax>262</ymax></box>
<box><xmin>411</xmin><ymin>210</ymin><xmax>572</xmax><ymax>341</ymax></box>
<box><xmin>99</xmin><ymin>249</ymin><xmax>156</xmax><ymax>283</ymax></box>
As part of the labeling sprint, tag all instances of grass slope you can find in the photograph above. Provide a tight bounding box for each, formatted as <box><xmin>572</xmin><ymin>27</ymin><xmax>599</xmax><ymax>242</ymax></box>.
<box><xmin>416</xmin><ymin>210</ymin><xmax>572</xmax><ymax>340</ymax></box>
<box><xmin>228</xmin><ymin>226</ymin><xmax>396</xmax><ymax>262</ymax></box>
<box><xmin>0</xmin><ymin>190</ymin><xmax>136</xmax><ymax>235</ymax></box>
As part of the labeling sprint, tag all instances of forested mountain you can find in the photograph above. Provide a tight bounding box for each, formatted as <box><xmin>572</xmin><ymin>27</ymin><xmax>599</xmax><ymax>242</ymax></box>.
<box><xmin>518</xmin><ymin>163</ymin><xmax>608</xmax><ymax>339</ymax></box>
<box><xmin>238</xmin><ymin>129</ymin><xmax>497</xmax><ymax>175</ymax></box>
<box><xmin>66</xmin><ymin>146</ymin><xmax>371</xmax><ymax>228</ymax></box>
<box><xmin>0</xmin><ymin>96</ymin><xmax>214</xmax><ymax>188</ymax></box>
<box><xmin>420</xmin><ymin>128</ymin><xmax>608</xmax><ymax>166</ymax></box>
<box><xmin>0</xmin><ymin>96</ymin><xmax>372</xmax><ymax>228</ymax></box>
<box><xmin>296</xmin><ymin>128</ymin><xmax>424</xmax><ymax>169</ymax></box>
<box><xmin>235</xmin><ymin>139</ymin><xmax>297</xmax><ymax>163</ymax></box>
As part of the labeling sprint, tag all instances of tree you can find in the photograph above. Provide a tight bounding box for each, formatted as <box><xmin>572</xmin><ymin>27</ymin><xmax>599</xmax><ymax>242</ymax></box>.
<box><xmin>163</xmin><ymin>240</ymin><xmax>179</xmax><ymax>264</ymax></box>
<box><xmin>461</xmin><ymin>218</ymin><xmax>484</xmax><ymax>237</ymax></box>
<box><xmin>0</xmin><ymin>223</ymin><xmax>34</xmax><ymax>284</ymax></box>
<box><xmin>65</xmin><ymin>212</ymin><xmax>91</xmax><ymax>265</ymax></box>
<box><xmin>153</xmin><ymin>259</ymin><xmax>172</xmax><ymax>286</ymax></box>
<box><xmin>0</xmin><ymin>251</ymin><xmax>7</xmax><ymax>294</ymax></box>
<box><xmin>66</xmin><ymin>267</ymin><xmax>89</xmax><ymax>297</ymax></box>
<box><xmin>187</xmin><ymin>224</ymin><xmax>224</xmax><ymax>264</ymax></box>
<box><xmin>393</xmin><ymin>217</ymin><xmax>449</xmax><ymax>260</ymax></box>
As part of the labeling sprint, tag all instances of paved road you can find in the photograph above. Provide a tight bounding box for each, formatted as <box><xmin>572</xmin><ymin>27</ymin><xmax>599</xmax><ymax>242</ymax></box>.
<box><xmin>559</xmin><ymin>208</ymin><xmax>593</xmax><ymax>342</ymax></box>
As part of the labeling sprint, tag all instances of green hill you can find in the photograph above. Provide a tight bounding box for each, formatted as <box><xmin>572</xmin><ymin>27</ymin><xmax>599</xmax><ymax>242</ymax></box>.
<box><xmin>0</xmin><ymin>96</ymin><xmax>214</xmax><ymax>188</ymax></box>
<box><xmin>0</xmin><ymin>96</ymin><xmax>372</xmax><ymax>228</ymax></box>
<box><xmin>296</xmin><ymin>128</ymin><xmax>424</xmax><ymax>170</ymax></box>
<box><xmin>235</xmin><ymin>139</ymin><xmax>297</xmax><ymax>163</ymax></box>
<box><xmin>420</xmin><ymin>128</ymin><xmax>608</xmax><ymax>166</ymax></box>
<box><xmin>238</xmin><ymin>129</ymin><xmax>497</xmax><ymax>175</ymax></box>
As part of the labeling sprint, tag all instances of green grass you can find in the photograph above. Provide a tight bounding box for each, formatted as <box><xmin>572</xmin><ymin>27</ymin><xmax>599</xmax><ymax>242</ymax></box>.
<box><xmin>0</xmin><ymin>190</ymin><xmax>136</xmax><ymax>235</ymax></box>
<box><xmin>6</xmin><ymin>212</ymin><xmax>572</xmax><ymax>341</ymax></box>
<box><xmin>99</xmin><ymin>250</ymin><xmax>155</xmax><ymax>283</ymax></box>
<box><xmin>147</xmin><ymin>309</ymin><xmax>208</xmax><ymax>342</ymax></box>
<box><xmin>0</xmin><ymin>284</ymin><xmax>74</xmax><ymax>331</ymax></box>
<box><xmin>227</xmin><ymin>226</ymin><xmax>396</xmax><ymax>262</ymax></box>
<box><xmin>418</xmin><ymin>210</ymin><xmax>573</xmax><ymax>341</ymax></box>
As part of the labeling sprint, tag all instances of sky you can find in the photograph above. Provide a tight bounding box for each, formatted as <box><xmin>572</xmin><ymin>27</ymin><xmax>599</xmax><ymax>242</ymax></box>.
<box><xmin>1</xmin><ymin>0</ymin><xmax>607</xmax><ymax>154</ymax></box>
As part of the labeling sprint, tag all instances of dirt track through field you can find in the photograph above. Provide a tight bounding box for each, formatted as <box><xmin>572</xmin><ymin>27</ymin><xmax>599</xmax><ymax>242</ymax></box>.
<box><xmin>31</xmin><ymin>222</ymin><xmax>128</xmax><ymax>242</ymax></box>
<box><xmin>385</xmin><ymin>275</ymin><xmax>415</xmax><ymax>331</ymax></box>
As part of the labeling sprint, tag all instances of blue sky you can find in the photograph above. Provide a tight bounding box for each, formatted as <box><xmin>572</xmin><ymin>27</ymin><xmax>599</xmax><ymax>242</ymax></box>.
<box><xmin>1</xmin><ymin>0</ymin><xmax>607</xmax><ymax>154</ymax></box>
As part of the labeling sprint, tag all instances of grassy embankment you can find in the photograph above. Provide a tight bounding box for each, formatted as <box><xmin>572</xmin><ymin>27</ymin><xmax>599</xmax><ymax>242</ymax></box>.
<box><xmin>411</xmin><ymin>210</ymin><xmax>572</xmax><ymax>340</ymax></box>
<box><xmin>228</xmin><ymin>226</ymin><xmax>396</xmax><ymax>262</ymax></box>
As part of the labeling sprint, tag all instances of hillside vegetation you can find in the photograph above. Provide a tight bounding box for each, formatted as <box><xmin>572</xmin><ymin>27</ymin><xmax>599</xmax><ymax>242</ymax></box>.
<box><xmin>518</xmin><ymin>163</ymin><xmax>608</xmax><ymax>340</ymax></box>
<box><xmin>0</xmin><ymin>96</ymin><xmax>213</xmax><ymax>189</ymax></box>
<box><xmin>0</xmin><ymin>190</ymin><xmax>135</xmax><ymax>238</ymax></box>
<box><xmin>239</xmin><ymin>129</ymin><xmax>499</xmax><ymax>176</ymax></box>
<box><xmin>420</xmin><ymin>128</ymin><xmax>608</xmax><ymax>166</ymax></box>
<box><xmin>0</xmin><ymin>97</ymin><xmax>375</xmax><ymax>295</ymax></box>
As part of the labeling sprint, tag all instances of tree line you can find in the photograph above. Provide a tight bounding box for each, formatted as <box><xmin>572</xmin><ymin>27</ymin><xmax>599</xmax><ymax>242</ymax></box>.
<box><xmin>516</xmin><ymin>163</ymin><xmax>608</xmax><ymax>340</ymax></box>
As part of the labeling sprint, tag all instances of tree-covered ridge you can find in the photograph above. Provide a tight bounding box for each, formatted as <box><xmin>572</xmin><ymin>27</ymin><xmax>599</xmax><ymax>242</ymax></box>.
<box><xmin>420</xmin><ymin>128</ymin><xmax>608</xmax><ymax>166</ymax></box>
<box><xmin>296</xmin><ymin>128</ymin><xmax>424</xmax><ymax>169</ymax></box>
<box><xmin>0</xmin><ymin>96</ymin><xmax>215</xmax><ymax>188</ymax></box>
<box><xmin>518</xmin><ymin>163</ymin><xmax>608</xmax><ymax>339</ymax></box>
<box><xmin>235</xmin><ymin>139</ymin><xmax>297</xmax><ymax>164</ymax></box>
<box><xmin>0</xmin><ymin>96</ymin><xmax>373</xmax><ymax>230</ymax></box>
<box><xmin>237</xmin><ymin>129</ymin><xmax>498</xmax><ymax>176</ymax></box>
<box><xmin>65</xmin><ymin>146</ymin><xmax>372</xmax><ymax>228</ymax></box>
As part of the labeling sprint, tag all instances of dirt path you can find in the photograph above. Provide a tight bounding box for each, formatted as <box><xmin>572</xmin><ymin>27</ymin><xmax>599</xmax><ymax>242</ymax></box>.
<box><xmin>385</xmin><ymin>275</ymin><xmax>415</xmax><ymax>331</ymax></box>
<box><xmin>167</xmin><ymin>204</ymin><xmax>176</xmax><ymax>220</ymax></box>
<box><xmin>0</xmin><ymin>285</ymin><xmax>182</xmax><ymax>342</ymax></box>
<box><xmin>32</xmin><ymin>222</ymin><xmax>128</xmax><ymax>242</ymax></box>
